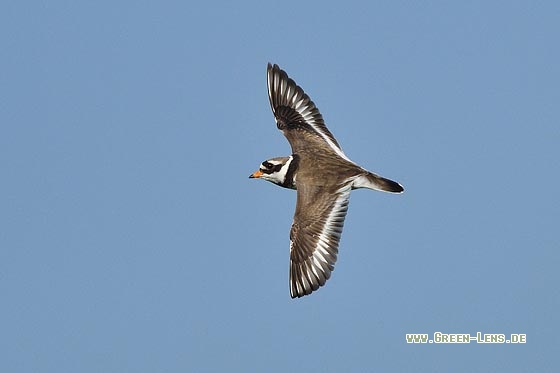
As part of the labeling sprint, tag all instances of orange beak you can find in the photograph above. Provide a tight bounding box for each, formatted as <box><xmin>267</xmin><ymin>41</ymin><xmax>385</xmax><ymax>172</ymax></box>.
<box><xmin>249</xmin><ymin>170</ymin><xmax>263</xmax><ymax>178</ymax></box>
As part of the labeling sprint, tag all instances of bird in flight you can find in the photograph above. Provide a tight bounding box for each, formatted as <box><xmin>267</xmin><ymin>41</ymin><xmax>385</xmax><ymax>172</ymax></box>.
<box><xmin>250</xmin><ymin>63</ymin><xmax>404</xmax><ymax>298</ymax></box>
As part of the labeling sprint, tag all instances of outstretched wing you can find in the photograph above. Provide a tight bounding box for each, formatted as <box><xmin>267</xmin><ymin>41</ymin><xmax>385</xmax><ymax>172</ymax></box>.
<box><xmin>267</xmin><ymin>63</ymin><xmax>350</xmax><ymax>162</ymax></box>
<box><xmin>289</xmin><ymin>182</ymin><xmax>352</xmax><ymax>298</ymax></box>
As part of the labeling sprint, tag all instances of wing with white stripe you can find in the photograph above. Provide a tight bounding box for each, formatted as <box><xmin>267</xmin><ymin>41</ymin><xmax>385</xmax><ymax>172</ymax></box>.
<box><xmin>289</xmin><ymin>183</ymin><xmax>351</xmax><ymax>298</ymax></box>
<box><xmin>267</xmin><ymin>63</ymin><xmax>351</xmax><ymax>162</ymax></box>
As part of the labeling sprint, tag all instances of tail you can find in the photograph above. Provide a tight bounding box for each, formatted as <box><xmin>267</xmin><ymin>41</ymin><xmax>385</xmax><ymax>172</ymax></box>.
<box><xmin>352</xmin><ymin>171</ymin><xmax>404</xmax><ymax>193</ymax></box>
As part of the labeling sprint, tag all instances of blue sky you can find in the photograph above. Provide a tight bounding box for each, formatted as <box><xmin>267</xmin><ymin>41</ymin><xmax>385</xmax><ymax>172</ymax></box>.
<box><xmin>1</xmin><ymin>1</ymin><xmax>558</xmax><ymax>372</ymax></box>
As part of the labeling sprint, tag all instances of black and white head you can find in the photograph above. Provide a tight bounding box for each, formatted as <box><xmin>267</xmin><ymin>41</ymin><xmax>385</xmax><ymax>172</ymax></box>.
<box><xmin>249</xmin><ymin>155</ymin><xmax>298</xmax><ymax>189</ymax></box>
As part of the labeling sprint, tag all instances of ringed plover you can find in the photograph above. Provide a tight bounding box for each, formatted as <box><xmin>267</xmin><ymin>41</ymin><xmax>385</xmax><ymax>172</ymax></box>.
<box><xmin>250</xmin><ymin>63</ymin><xmax>404</xmax><ymax>298</ymax></box>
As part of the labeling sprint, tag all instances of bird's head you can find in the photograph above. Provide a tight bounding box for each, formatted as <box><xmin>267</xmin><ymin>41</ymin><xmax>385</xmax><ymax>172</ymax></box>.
<box><xmin>249</xmin><ymin>156</ymin><xmax>297</xmax><ymax>190</ymax></box>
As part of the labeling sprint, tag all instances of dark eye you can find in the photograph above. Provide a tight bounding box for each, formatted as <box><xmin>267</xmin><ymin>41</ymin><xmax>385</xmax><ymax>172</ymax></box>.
<box><xmin>263</xmin><ymin>162</ymin><xmax>272</xmax><ymax>169</ymax></box>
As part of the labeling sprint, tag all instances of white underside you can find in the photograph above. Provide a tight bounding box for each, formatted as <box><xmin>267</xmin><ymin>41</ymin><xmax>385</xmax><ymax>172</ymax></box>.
<box><xmin>350</xmin><ymin>173</ymin><xmax>382</xmax><ymax>191</ymax></box>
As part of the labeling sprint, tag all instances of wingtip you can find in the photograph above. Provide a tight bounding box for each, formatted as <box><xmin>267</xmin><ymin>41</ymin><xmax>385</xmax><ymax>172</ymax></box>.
<box><xmin>267</xmin><ymin>62</ymin><xmax>278</xmax><ymax>75</ymax></box>
<box><xmin>289</xmin><ymin>282</ymin><xmax>324</xmax><ymax>299</ymax></box>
